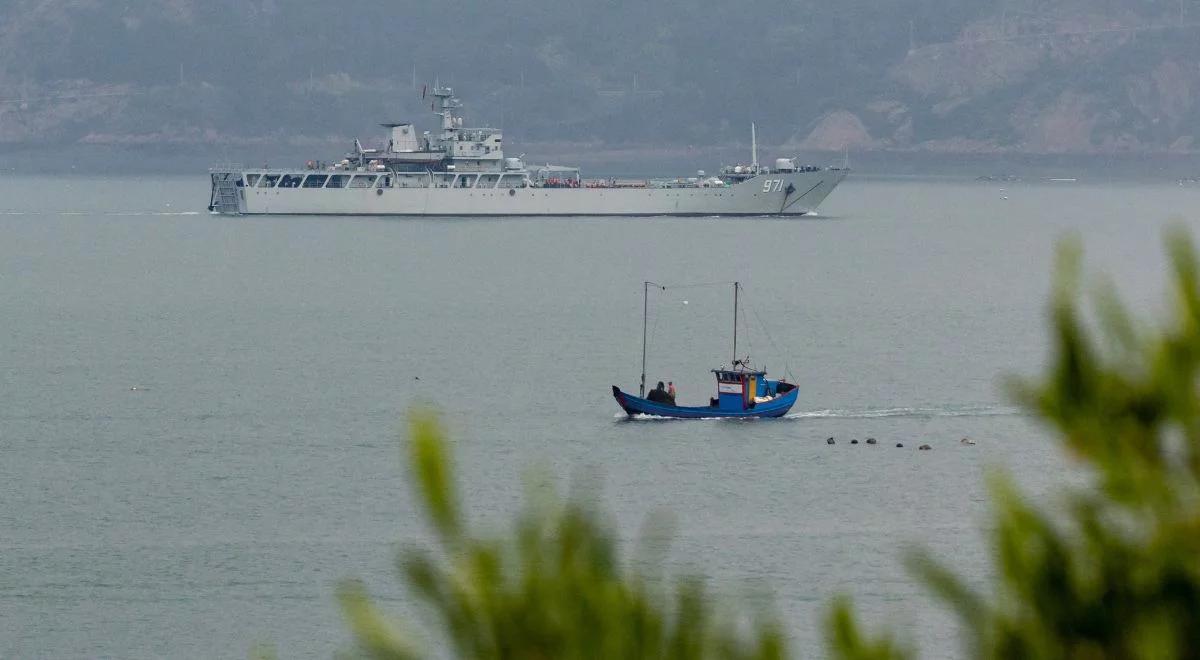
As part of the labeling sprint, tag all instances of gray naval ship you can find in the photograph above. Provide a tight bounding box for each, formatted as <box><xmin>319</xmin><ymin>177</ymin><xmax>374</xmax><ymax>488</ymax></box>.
<box><xmin>208</xmin><ymin>85</ymin><xmax>847</xmax><ymax>216</ymax></box>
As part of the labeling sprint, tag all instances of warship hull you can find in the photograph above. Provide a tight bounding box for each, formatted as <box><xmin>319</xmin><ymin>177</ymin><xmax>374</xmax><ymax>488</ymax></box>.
<box><xmin>208</xmin><ymin>83</ymin><xmax>847</xmax><ymax>217</ymax></box>
<box><xmin>210</xmin><ymin>168</ymin><xmax>846</xmax><ymax>217</ymax></box>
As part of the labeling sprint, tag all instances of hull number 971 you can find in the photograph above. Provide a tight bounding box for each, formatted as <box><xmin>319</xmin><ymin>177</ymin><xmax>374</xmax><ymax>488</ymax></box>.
<box><xmin>762</xmin><ymin>179</ymin><xmax>784</xmax><ymax>192</ymax></box>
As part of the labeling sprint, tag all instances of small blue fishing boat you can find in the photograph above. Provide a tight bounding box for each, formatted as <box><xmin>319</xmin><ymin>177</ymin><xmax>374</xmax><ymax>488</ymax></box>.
<box><xmin>612</xmin><ymin>281</ymin><xmax>798</xmax><ymax>419</ymax></box>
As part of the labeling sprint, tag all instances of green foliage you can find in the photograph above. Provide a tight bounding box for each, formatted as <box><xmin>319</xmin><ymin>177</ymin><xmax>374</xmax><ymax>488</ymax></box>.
<box><xmin>340</xmin><ymin>231</ymin><xmax>1200</xmax><ymax>659</ymax></box>
<box><xmin>831</xmin><ymin>229</ymin><xmax>1200</xmax><ymax>660</ymax></box>
<box><xmin>825</xmin><ymin>598</ymin><xmax>908</xmax><ymax>660</ymax></box>
<box><xmin>338</xmin><ymin>411</ymin><xmax>786</xmax><ymax>660</ymax></box>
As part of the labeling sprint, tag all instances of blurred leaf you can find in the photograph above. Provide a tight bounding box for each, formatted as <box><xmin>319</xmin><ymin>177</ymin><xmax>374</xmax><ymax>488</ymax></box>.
<box><xmin>407</xmin><ymin>411</ymin><xmax>460</xmax><ymax>545</ymax></box>
<box><xmin>831</xmin><ymin>229</ymin><xmax>1200</xmax><ymax>659</ymax></box>
<box><xmin>340</xmin><ymin>410</ymin><xmax>785</xmax><ymax>659</ymax></box>
<box><xmin>337</xmin><ymin>579</ymin><xmax>422</xmax><ymax>660</ymax></box>
<box><xmin>825</xmin><ymin>597</ymin><xmax>908</xmax><ymax>660</ymax></box>
<box><xmin>337</xmin><ymin>231</ymin><xmax>1200</xmax><ymax>660</ymax></box>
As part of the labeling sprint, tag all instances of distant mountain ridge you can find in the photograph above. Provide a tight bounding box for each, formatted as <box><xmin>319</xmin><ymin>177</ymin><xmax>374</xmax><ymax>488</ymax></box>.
<box><xmin>1</xmin><ymin>0</ymin><xmax>1198</xmax><ymax>159</ymax></box>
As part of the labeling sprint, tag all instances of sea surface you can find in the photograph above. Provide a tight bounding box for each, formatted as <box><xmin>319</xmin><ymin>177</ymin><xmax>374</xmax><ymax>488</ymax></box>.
<box><xmin>1</xmin><ymin>174</ymin><xmax>1196</xmax><ymax>658</ymax></box>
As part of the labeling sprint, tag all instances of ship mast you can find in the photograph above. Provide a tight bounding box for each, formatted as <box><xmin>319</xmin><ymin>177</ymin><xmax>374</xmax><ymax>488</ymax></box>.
<box><xmin>750</xmin><ymin>124</ymin><xmax>758</xmax><ymax>171</ymax></box>
<box><xmin>431</xmin><ymin>82</ymin><xmax>462</xmax><ymax>142</ymax></box>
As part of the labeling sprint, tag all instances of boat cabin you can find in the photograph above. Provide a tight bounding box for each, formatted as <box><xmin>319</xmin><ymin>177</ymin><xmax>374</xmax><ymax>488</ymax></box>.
<box><xmin>712</xmin><ymin>369</ymin><xmax>792</xmax><ymax>411</ymax></box>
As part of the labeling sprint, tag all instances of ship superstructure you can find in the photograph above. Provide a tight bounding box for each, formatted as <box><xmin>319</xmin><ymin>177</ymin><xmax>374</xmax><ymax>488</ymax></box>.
<box><xmin>209</xmin><ymin>85</ymin><xmax>846</xmax><ymax>216</ymax></box>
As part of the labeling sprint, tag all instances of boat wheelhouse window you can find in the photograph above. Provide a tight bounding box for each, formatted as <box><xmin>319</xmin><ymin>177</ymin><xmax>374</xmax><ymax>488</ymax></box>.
<box><xmin>325</xmin><ymin>174</ymin><xmax>350</xmax><ymax>188</ymax></box>
<box><xmin>375</xmin><ymin>175</ymin><xmax>392</xmax><ymax>188</ymax></box>
<box><xmin>302</xmin><ymin>174</ymin><xmax>328</xmax><ymax>188</ymax></box>
<box><xmin>258</xmin><ymin>174</ymin><xmax>281</xmax><ymax>188</ymax></box>
<box><xmin>279</xmin><ymin>174</ymin><xmax>304</xmax><ymax>188</ymax></box>
<box><xmin>244</xmin><ymin>173</ymin><xmax>261</xmax><ymax>187</ymax></box>
<box><xmin>349</xmin><ymin>175</ymin><xmax>377</xmax><ymax>188</ymax></box>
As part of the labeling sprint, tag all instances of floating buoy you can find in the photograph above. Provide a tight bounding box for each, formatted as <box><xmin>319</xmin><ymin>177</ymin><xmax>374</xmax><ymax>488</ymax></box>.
<box><xmin>866</xmin><ymin>438</ymin><xmax>877</xmax><ymax>445</ymax></box>
<box><xmin>850</xmin><ymin>439</ymin><xmax>858</xmax><ymax>444</ymax></box>
<box><xmin>960</xmin><ymin>437</ymin><xmax>975</xmax><ymax>445</ymax></box>
<box><xmin>896</xmin><ymin>443</ymin><xmax>904</xmax><ymax>448</ymax></box>
<box><xmin>826</xmin><ymin>437</ymin><xmax>835</xmax><ymax>445</ymax></box>
<box><xmin>919</xmin><ymin>444</ymin><xmax>931</xmax><ymax>451</ymax></box>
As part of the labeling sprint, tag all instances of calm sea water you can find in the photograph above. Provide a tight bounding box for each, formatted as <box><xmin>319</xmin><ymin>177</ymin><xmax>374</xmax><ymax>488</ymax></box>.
<box><xmin>1</xmin><ymin>175</ymin><xmax>1196</xmax><ymax>658</ymax></box>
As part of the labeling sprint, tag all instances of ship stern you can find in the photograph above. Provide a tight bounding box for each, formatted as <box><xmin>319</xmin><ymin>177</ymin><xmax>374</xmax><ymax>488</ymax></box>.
<box><xmin>208</xmin><ymin>170</ymin><xmax>245</xmax><ymax>214</ymax></box>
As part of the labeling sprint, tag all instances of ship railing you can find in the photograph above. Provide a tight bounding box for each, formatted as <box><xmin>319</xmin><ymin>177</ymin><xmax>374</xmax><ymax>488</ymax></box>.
<box><xmin>577</xmin><ymin>179</ymin><xmax>651</xmax><ymax>189</ymax></box>
<box><xmin>210</xmin><ymin>165</ymin><xmax>378</xmax><ymax>175</ymax></box>
<box><xmin>212</xmin><ymin>166</ymin><xmax>324</xmax><ymax>174</ymax></box>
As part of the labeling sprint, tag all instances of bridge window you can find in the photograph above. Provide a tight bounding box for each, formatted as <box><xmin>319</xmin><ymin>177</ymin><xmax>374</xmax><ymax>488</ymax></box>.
<box><xmin>302</xmin><ymin>174</ymin><xmax>328</xmax><ymax>188</ymax></box>
<box><xmin>349</xmin><ymin>175</ymin><xmax>377</xmax><ymax>188</ymax></box>
<box><xmin>278</xmin><ymin>174</ymin><xmax>304</xmax><ymax>188</ymax></box>
<box><xmin>375</xmin><ymin>175</ymin><xmax>392</xmax><ymax>188</ymax></box>
<box><xmin>244</xmin><ymin>174</ymin><xmax>261</xmax><ymax>187</ymax></box>
<box><xmin>325</xmin><ymin>174</ymin><xmax>350</xmax><ymax>188</ymax></box>
<box><xmin>258</xmin><ymin>174</ymin><xmax>280</xmax><ymax>188</ymax></box>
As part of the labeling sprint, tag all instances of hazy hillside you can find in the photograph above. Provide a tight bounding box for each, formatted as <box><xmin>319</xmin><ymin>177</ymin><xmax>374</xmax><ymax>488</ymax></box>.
<box><xmin>2</xmin><ymin>0</ymin><xmax>1198</xmax><ymax>165</ymax></box>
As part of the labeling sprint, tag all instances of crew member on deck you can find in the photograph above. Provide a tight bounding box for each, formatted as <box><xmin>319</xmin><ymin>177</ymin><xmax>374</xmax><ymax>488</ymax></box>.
<box><xmin>647</xmin><ymin>381</ymin><xmax>672</xmax><ymax>404</ymax></box>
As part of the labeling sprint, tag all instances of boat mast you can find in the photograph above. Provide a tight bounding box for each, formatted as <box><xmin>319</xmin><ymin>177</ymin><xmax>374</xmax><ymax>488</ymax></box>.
<box><xmin>640</xmin><ymin>281</ymin><xmax>663</xmax><ymax>397</ymax></box>
<box><xmin>732</xmin><ymin>281</ymin><xmax>739</xmax><ymax>365</ymax></box>
<box><xmin>641</xmin><ymin>281</ymin><xmax>649</xmax><ymax>397</ymax></box>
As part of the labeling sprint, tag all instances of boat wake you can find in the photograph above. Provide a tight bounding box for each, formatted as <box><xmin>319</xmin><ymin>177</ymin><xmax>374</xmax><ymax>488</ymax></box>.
<box><xmin>106</xmin><ymin>211</ymin><xmax>202</xmax><ymax>216</ymax></box>
<box><xmin>785</xmin><ymin>404</ymin><xmax>1022</xmax><ymax>420</ymax></box>
<box><xmin>0</xmin><ymin>210</ymin><xmax>201</xmax><ymax>216</ymax></box>
<box><xmin>617</xmin><ymin>413</ymin><xmax>762</xmax><ymax>422</ymax></box>
<box><xmin>615</xmin><ymin>404</ymin><xmax>1022</xmax><ymax>422</ymax></box>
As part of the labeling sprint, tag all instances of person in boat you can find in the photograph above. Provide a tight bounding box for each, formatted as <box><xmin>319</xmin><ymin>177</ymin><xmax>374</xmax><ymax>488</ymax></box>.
<box><xmin>647</xmin><ymin>381</ymin><xmax>673</xmax><ymax>405</ymax></box>
<box><xmin>667</xmin><ymin>381</ymin><xmax>677</xmax><ymax>404</ymax></box>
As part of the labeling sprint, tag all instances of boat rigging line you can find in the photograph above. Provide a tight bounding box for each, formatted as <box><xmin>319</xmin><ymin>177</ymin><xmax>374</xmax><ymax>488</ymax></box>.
<box><xmin>638</xmin><ymin>279</ymin><xmax>797</xmax><ymax>391</ymax></box>
<box><xmin>653</xmin><ymin>280</ymin><xmax>738</xmax><ymax>290</ymax></box>
<box><xmin>739</xmin><ymin>287</ymin><xmax>799</xmax><ymax>383</ymax></box>
<box><xmin>641</xmin><ymin>280</ymin><xmax>733</xmax><ymax>396</ymax></box>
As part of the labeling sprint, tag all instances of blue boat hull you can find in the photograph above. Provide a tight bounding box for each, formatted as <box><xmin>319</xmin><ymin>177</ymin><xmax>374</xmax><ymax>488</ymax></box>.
<box><xmin>611</xmin><ymin>385</ymin><xmax>798</xmax><ymax>419</ymax></box>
